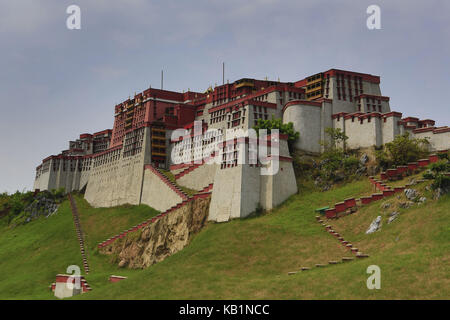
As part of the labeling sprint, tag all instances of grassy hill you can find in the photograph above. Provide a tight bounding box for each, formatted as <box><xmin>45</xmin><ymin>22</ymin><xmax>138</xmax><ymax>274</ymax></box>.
<box><xmin>0</xmin><ymin>176</ymin><xmax>448</xmax><ymax>299</ymax></box>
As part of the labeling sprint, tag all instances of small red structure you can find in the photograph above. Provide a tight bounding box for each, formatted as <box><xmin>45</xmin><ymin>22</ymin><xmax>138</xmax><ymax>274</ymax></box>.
<box><xmin>380</xmin><ymin>172</ymin><xmax>388</xmax><ymax>180</ymax></box>
<box><xmin>325</xmin><ymin>208</ymin><xmax>336</xmax><ymax>219</ymax></box>
<box><xmin>382</xmin><ymin>189</ymin><xmax>395</xmax><ymax>197</ymax></box>
<box><xmin>428</xmin><ymin>154</ymin><xmax>439</xmax><ymax>163</ymax></box>
<box><xmin>109</xmin><ymin>275</ymin><xmax>127</xmax><ymax>283</ymax></box>
<box><xmin>408</xmin><ymin>162</ymin><xmax>418</xmax><ymax>171</ymax></box>
<box><xmin>418</xmin><ymin>159</ymin><xmax>430</xmax><ymax>167</ymax></box>
<box><xmin>344</xmin><ymin>198</ymin><xmax>356</xmax><ymax>209</ymax></box>
<box><xmin>335</xmin><ymin>202</ymin><xmax>347</xmax><ymax>213</ymax></box>
<box><xmin>360</xmin><ymin>196</ymin><xmax>372</xmax><ymax>205</ymax></box>
<box><xmin>386</xmin><ymin>168</ymin><xmax>398</xmax><ymax>178</ymax></box>
<box><xmin>394</xmin><ymin>186</ymin><xmax>405</xmax><ymax>193</ymax></box>
<box><xmin>397</xmin><ymin>166</ymin><xmax>408</xmax><ymax>175</ymax></box>
<box><xmin>371</xmin><ymin>193</ymin><xmax>383</xmax><ymax>201</ymax></box>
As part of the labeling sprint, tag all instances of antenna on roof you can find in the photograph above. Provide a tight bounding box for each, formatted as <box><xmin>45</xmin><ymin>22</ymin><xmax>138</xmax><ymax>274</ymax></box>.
<box><xmin>222</xmin><ymin>62</ymin><xmax>225</xmax><ymax>85</ymax></box>
<box><xmin>161</xmin><ymin>70</ymin><xmax>164</xmax><ymax>90</ymax></box>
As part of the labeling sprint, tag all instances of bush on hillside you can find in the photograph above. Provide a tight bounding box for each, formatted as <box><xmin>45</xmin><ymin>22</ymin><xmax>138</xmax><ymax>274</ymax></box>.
<box><xmin>0</xmin><ymin>189</ymin><xmax>66</xmax><ymax>225</ymax></box>
<box><xmin>423</xmin><ymin>159</ymin><xmax>450</xmax><ymax>191</ymax></box>
<box><xmin>375</xmin><ymin>132</ymin><xmax>430</xmax><ymax>170</ymax></box>
<box><xmin>253</xmin><ymin>117</ymin><xmax>299</xmax><ymax>151</ymax></box>
<box><xmin>291</xmin><ymin>128</ymin><xmax>366</xmax><ymax>190</ymax></box>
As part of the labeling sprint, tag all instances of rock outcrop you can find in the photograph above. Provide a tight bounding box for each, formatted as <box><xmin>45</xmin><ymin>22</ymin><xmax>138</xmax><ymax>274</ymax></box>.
<box><xmin>101</xmin><ymin>196</ymin><xmax>211</xmax><ymax>269</ymax></box>
<box><xmin>23</xmin><ymin>193</ymin><xmax>59</xmax><ymax>223</ymax></box>
<box><xmin>366</xmin><ymin>216</ymin><xmax>382</xmax><ymax>234</ymax></box>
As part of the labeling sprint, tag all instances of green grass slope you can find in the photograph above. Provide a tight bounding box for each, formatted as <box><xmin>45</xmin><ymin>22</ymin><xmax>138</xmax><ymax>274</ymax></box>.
<box><xmin>0</xmin><ymin>197</ymin><xmax>159</xmax><ymax>299</ymax></box>
<box><xmin>0</xmin><ymin>177</ymin><xmax>448</xmax><ymax>299</ymax></box>
<box><xmin>0</xmin><ymin>201</ymin><xmax>81</xmax><ymax>299</ymax></box>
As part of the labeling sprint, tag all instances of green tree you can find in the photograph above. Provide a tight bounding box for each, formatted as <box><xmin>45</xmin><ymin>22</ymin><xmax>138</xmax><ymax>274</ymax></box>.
<box><xmin>253</xmin><ymin>116</ymin><xmax>299</xmax><ymax>151</ymax></box>
<box><xmin>376</xmin><ymin>132</ymin><xmax>429</xmax><ymax>169</ymax></box>
<box><xmin>323</xmin><ymin>127</ymin><xmax>348</xmax><ymax>151</ymax></box>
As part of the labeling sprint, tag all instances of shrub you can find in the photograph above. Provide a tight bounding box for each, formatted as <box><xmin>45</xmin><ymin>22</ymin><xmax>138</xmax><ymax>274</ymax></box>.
<box><xmin>429</xmin><ymin>160</ymin><xmax>450</xmax><ymax>174</ymax></box>
<box><xmin>343</xmin><ymin>156</ymin><xmax>359</xmax><ymax>171</ymax></box>
<box><xmin>431</xmin><ymin>174</ymin><xmax>450</xmax><ymax>190</ymax></box>
<box><xmin>421</xmin><ymin>158</ymin><xmax>450</xmax><ymax>190</ymax></box>
<box><xmin>253</xmin><ymin>117</ymin><xmax>299</xmax><ymax>151</ymax></box>
<box><xmin>438</xmin><ymin>152</ymin><xmax>449</xmax><ymax>160</ymax></box>
<box><xmin>423</xmin><ymin>171</ymin><xmax>434</xmax><ymax>180</ymax></box>
<box><xmin>376</xmin><ymin>132</ymin><xmax>430</xmax><ymax>169</ymax></box>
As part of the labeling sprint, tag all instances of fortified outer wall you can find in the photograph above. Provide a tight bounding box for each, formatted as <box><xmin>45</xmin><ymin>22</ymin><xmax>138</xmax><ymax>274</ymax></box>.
<box><xmin>176</xmin><ymin>162</ymin><xmax>218</xmax><ymax>190</ymax></box>
<box><xmin>343</xmin><ymin>114</ymin><xmax>383</xmax><ymax>149</ymax></box>
<box><xmin>330</xmin><ymin>111</ymin><xmax>449</xmax><ymax>151</ymax></box>
<box><xmin>381</xmin><ymin>112</ymin><xmax>402</xmax><ymax>145</ymax></box>
<box><xmin>208</xmin><ymin>163</ymin><xmax>245</xmax><ymax>222</ymax></box>
<box><xmin>283</xmin><ymin>100</ymin><xmax>322</xmax><ymax>153</ymax></box>
<box><xmin>140</xmin><ymin>165</ymin><xmax>184</xmax><ymax>212</ymax></box>
<box><xmin>34</xmin><ymin>158</ymin><xmax>83</xmax><ymax>193</ymax></box>
<box><xmin>84</xmin><ymin>127</ymin><xmax>151</xmax><ymax>207</ymax></box>
<box><xmin>208</xmin><ymin>136</ymin><xmax>297</xmax><ymax>222</ymax></box>
<box><xmin>260</xmin><ymin>158</ymin><xmax>298</xmax><ymax>210</ymax></box>
<box><xmin>413</xmin><ymin>128</ymin><xmax>450</xmax><ymax>151</ymax></box>
<box><xmin>84</xmin><ymin>152</ymin><xmax>147</xmax><ymax>207</ymax></box>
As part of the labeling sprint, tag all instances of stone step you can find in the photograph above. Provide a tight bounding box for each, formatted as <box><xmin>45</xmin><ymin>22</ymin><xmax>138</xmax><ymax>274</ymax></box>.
<box><xmin>315</xmin><ymin>264</ymin><xmax>326</xmax><ymax>268</ymax></box>
<box><xmin>328</xmin><ymin>261</ymin><xmax>339</xmax><ymax>265</ymax></box>
<box><xmin>301</xmin><ymin>267</ymin><xmax>311</xmax><ymax>271</ymax></box>
<box><xmin>342</xmin><ymin>257</ymin><xmax>354</xmax><ymax>262</ymax></box>
<box><xmin>288</xmin><ymin>271</ymin><xmax>297</xmax><ymax>275</ymax></box>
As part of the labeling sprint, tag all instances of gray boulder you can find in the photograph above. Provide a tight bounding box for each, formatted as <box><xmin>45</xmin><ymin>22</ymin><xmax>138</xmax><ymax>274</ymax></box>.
<box><xmin>399</xmin><ymin>201</ymin><xmax>414</xmax><ymax>209</ymax></box>
<box><xmin>366</xmin><ymin>216</ymin><xmax>382</xmax><ymax>234</ymax></box>
<box><xmin>404</xmin><ymin>189</ymin><xmax>418</xmax><ymax>201</ymax></box>
<box><xmin>434</xmin><ymin>187</ymin><xmax>449</xmax><ymax>200</ymax></box>
<box><xmin>388</xmin><ymin>211</ymin><xmax>400</xmax><ymax>224</ymax></box>
<box><xmin>360</xmin><ymin>153</ymin><xmax>369</xmax><ymax>165</ymax></box>
<box><xmin>381</xmin><ymin>202</ymin><xmax>391</xmax><ymax>210</ymax></box>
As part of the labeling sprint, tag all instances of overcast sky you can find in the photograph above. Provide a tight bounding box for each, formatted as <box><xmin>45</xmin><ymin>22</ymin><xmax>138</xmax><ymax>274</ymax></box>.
<box><xmin>0</xmin><ymin>0</ymin><xmax>449</xmax><ymax>193</ymax></box>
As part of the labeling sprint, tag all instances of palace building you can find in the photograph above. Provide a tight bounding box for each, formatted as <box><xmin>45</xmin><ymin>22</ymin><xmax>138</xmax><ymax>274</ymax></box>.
<box><xmin>34</xmin><ymin>69</ymin><xmax>450</xmax><ymax>222</ymax></box>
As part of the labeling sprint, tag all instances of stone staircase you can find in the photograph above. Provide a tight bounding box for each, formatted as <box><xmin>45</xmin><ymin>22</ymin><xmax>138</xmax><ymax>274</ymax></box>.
<box><xmin>174</xmin><ymin>163</ymin><xmax>203</xmax><ymax>180</ymax></box>
<box><xmin>293</xmin><ymin>152</ymin><xmax>449</xmax><ymax>274</ymax></box>
<box><xmin>320</xmin><ymin>152</ymin><xmax>448</xmax><ymax>220</ymax></box>
<box><xmin>67</xmin><ymin>193</ymin><xmax>90</xmax><ymax>274</ymax></box>
<box><xmin>289</xmin><ymin>215</ymin><xmax>369</xmax><ymax>275</ymax></box>
<box><xmin>198</xmin><ymin>183</ymin><xmax>214</xmax><ymax>193</ymax></box>
<box><xmin>173</xmin><ymin>152</ymin><xmax>217</xmax><ymax>180</ymax></box>
<box><xmin>145</xmin><ymin>164</ymin><xmax>189</xmax><ymax>200</ymax></box>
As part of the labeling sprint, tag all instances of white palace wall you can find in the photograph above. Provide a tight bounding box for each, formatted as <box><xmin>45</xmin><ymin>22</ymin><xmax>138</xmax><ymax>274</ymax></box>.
<box><xmin>84</xmin><ymin>152</ymin><xmax>146</xmax><ymax>207</ymax></box>
<box><xmin>413</xmin><ymin>129</ymin><xmax>450</xmax><ymax>151</ymax></box>
<box><xmin>140</xmin><ymin>167</ymin><xmax>184</xmax><ymax>212</ymax></box>
<box><xmin>207</xmin><ymin>138</ymin><xmax>297</xmax><ymax>222</ymax></box>
<box><xmin>84</xmin><ymin>127</ymin><xmax>152</xmax><ymax>207</ymax></box>
<box><xmin>283</xmin><ymin>102</ymin><xmax>322</xmax><ymax>153</ymax></box>
<box><xmin>177</xmin><ymin>162</ymin><xmax>218</xmax><ymax>190</ymax></box>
